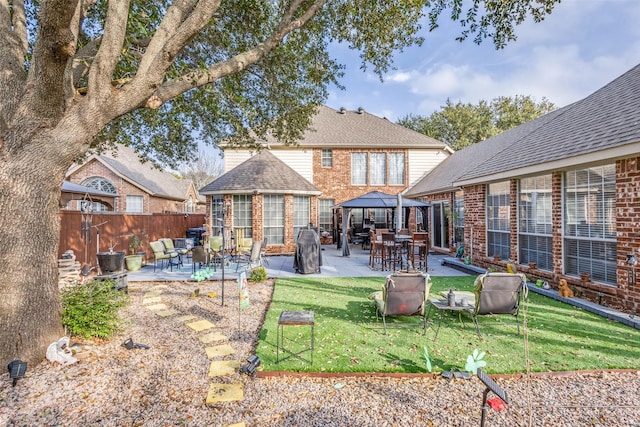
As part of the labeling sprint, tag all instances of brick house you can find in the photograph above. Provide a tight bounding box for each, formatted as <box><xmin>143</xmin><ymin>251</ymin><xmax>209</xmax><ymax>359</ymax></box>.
<box><xmin>405</xmin><ymin>64</ymin><xmax>640</xmax><ymax>311</ymax></box>
<box><xmin>65</xmin><ymin>145</ymin><xmax>204</xmax><ymax>214</ymax></box>
<box><xmin>203</xmin><ymin>105</ymin><xmax>452</xmax><ymax>254</ymax></box>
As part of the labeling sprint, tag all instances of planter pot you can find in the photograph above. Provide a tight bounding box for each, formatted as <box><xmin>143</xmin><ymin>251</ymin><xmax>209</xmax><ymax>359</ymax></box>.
<box><xmin>493</xmin><ymin>254</ymin><xmax>500</xmax><ymax>262</ymax></box>
<box><xmin>528</xmin><ymin>262</ymin><xmax>537</xmax><ymax>269</ymax></box>
<box><xmin>580</xmin><ymin>272</ymin><xmax>591</xmax><ymax>282</ymax></box>
<box><xmin>125</xmin><ymin>254</ymin><xmax>143</xmax><ymax>271</ymax></box>
<box><xmin>97</xmin><ymin>251</ymin><xmax>125</xmax><ymax>273</ymax></box>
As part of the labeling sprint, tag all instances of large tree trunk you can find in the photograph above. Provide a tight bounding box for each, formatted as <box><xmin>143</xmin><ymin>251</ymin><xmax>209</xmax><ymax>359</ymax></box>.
<box><xmin>0</xmin><ymin>133</ymin><xmax>76</xmax><ymax>367</ymax></box>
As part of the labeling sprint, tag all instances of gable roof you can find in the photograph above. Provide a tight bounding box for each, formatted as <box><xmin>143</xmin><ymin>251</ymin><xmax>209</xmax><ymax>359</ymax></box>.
<box><xmin>406</xmin><ymin>63</ymin><xmax>640</xmax><ymax>196</ymax></box>
<box><xmin>265</xmin><ymin>105</ymin><xmax>452</xmax><ymax>150</ymax></box>
<box><xmin>199</xmin><ymin>150</ymin><xmax>321</xmax><ymax>195</ymax></box>
<box><xmin>66</xmin><ymin>145</ymin><xmax>197</xmax><ymax>202</ymax></box>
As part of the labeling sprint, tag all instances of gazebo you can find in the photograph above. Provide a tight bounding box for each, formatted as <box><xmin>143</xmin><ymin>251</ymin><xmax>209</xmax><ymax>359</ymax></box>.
<box><xmin>332</xmin><ymin>191</ymin><xmax>430</xmax><ymax>256</ymax></box>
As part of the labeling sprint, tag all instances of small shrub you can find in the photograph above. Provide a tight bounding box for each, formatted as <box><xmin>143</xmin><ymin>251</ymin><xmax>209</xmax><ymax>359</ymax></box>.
<box><xmin>60</xmin><ymin>279</ymin><xmax>129</xmax><ymax>339</ymax></box>
<box><xmin>249</xmin><ymin>266</ymin><xmax>267</xmax><ymax>282</ymax></box>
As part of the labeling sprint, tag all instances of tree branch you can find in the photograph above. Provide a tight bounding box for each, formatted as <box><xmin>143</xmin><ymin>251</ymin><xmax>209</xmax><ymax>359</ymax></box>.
<box><xmin>20</xmin><ymin>0</ymin><xmax>79</xmax><ymax>124</ymax></box>
<box><xmin>87</xmin><ymin>0</ymin><xmax>131</xmax><ymax>99</ymax></box>
<box><xmin>0</xmin><ymin>0</ymin><xmax>28</xmax><ymax>133</ymax></box>
<box><xmin>148</xmin><ymin>0</ymin><xmax>327</xmax><ymax>107</ymax></box>
<box><xmin>136</xmin><ymin>0</ymin><xmax>203</xmax><ymax>77</ymax></box>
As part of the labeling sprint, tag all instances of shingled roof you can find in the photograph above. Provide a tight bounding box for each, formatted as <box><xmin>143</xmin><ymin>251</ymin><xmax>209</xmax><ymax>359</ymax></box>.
<box><xmin>265</xmin><ymin>105</ymin><xmax>449</xmax><ymax>149</ymax></box>
<box><xmin>199</xmin><ymin>150</ymin><xmax>320</xmax><ymax>195</ymax></box>
<box><xmin>406</xmin><ymin>63</ymin><xmax>640</xmax><ymax>196</ymax></box>
<box><xmin>67</xmin><ymin>145</ymin><xmax>197</xmax><ymax>201</ymax></box>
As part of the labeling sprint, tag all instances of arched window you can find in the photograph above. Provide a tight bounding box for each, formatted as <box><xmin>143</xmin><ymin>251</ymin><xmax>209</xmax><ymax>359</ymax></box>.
<box><xmin>81</xmin><ymin>177</ymin><xmax>116</xmax><ymax>194</ymax></box>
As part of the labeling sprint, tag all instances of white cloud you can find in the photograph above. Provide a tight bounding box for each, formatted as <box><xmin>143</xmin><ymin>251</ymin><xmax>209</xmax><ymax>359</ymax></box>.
<box><xmin>327</xmin><ymin>0</ymin><xmax>640</xmax><ymax>121</ymax></box>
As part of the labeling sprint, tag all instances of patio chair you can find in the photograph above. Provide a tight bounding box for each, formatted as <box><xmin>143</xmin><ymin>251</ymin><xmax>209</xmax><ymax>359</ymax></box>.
<box><xmin>470</xmin><ymin>272</ymin><xmax>527</xmax><ymax>336</ymax></box>
<box><xmin>191</xmin><ymin>246</ymin><xmax>209</xmax><ymax>273</ymax></box>
<box><xmin>236</xmin><ymin>240</ymin><xmax>262</xmax><ymax>272</ymax></box>
<box><xmin>149</xmin><ymin>240</ymin><xmax>179</xmax><ymax>272</ymax></box>
<box><xmin>259</xmin><ymin>238</ymin><xmax>269</xmax><ymax>266</ymax></box>
<box><xmin>209</xmin><ymin>235</ymin><xmax>223</xmax><ymax>268</ymax></box>
<box><xmin>372</xmin><ymin>271</ymin><xmax>432</xmax><ymax>334</ymax></box>
<box><xmin>160</xmin><ymin>238</ymin><xmax>187</xmax><ymax>267</ymax></box>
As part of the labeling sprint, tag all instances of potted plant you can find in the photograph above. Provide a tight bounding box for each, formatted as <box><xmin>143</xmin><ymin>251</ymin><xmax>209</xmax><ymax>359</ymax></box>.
<box><xmin>124</xmin><ymin>234</ymin><xmax>144</xmax><ymax>271</ymax></box>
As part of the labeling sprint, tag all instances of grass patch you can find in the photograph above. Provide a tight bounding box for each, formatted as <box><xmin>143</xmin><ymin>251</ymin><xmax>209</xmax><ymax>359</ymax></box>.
<box><xmin>255</xmin><ymin>276</ymin><xmax>640</xmax><ymax>374</ymax></box>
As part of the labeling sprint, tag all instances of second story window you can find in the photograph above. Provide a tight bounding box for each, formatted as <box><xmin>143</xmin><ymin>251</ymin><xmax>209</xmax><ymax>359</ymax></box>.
<box><xmin>351</xmin><ymin>152</ymin><xmax>367</xmax><ymax>185</ymax></box>
<box><xmin>322</xmin><ymin>149</ymin><xmax>333</xmax><ymax>167</ymax></box>
<box><xmin>370</xmin><ymin>153</ymin><xmax>386</xmax><ymax>185</ymax></box>
<box><xmin>389</xmin><ymin>153</ymin><xmax>405</xmax><ymax>185</ymax></box>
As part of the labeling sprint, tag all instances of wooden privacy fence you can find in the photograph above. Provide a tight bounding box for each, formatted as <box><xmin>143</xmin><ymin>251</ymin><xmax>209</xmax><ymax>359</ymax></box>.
<box><xmin>59</xmin><ymin>211</ymin><xmax>206</xmax><ymax>266</ymax></box>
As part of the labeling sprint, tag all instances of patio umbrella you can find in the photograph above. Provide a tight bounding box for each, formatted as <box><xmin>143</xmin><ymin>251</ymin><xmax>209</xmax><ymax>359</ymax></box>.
<box><xmin>396</xmin><ymin>192</ymin><xmax>403</xmax><ymax>231</ymax></box>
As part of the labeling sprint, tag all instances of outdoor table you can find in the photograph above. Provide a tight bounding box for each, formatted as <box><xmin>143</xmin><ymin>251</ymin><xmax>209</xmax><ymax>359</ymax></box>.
<box><xmin>439</xmin><ymin>290</ymin><xmax>476</xmax><ymax>307</ymax></box>
<box><xmin>426</xmin><ymin>298</ymin><xmax>474</xmax><ymax>341</ymax></box>
<box><xmin>277</xmin><ymin>310</ymin><xmax>315</xmax><ymax>364</ymax></box>
<box><xmin>357</xmin><ymin>232</ymin><xmax>371</xmax><ymax>250</ymax></box>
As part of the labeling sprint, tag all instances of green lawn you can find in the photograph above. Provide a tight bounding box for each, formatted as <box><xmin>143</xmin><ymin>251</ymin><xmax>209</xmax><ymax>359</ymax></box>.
<box><xmin>255</xmin><ymin>276</ymin><xmax>640</xmax><ymax>374</ymax></box>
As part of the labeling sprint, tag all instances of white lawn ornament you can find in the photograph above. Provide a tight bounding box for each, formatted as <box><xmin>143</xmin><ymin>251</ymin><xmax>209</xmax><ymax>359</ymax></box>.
<box><xmin>46</xmin><ymin>336</ymin><xmax>78</xmax><ymax>365</ymax></box>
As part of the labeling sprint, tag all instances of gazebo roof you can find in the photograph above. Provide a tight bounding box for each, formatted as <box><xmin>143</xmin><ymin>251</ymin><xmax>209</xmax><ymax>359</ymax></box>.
<box><xmin>334</xmin><ymin>191</ymin><xmax>430</xmax><ymax>209</ymax></box>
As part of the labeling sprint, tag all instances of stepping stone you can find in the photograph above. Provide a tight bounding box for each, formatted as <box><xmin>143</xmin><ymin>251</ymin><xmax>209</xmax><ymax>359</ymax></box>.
<box><xmin>199</xmin><ymin>331</ymin><xmax>227</xmax><ymax>344</ymax></box>
<box><xmin>175</xmin><ymin>315</ymin><xmax>198</xmax><ymax>323</ymax></box>
<box><xmin>205</xmin><ymin>344</ymin><xmax>235</xmax><ymax>359</ymax></box>
<box><xmin>186</xmin><ymin>319</ymin><xmax>216</xmax><ymax>332</ymax></box>
<box><xmin>152</xmin><ymin>285</ymin><xmax>168</xmax><ymax>290</ymax></box>
<box><xmin>155</xmin><ymin>308</ymin><xmax>179</xmax><ymax>317</ymax></box>
<box><xmin>227</xmin><ymin>423</ymin><xmax>246</xmax><ymax>427</ymax></box>
<box><xmin>144</xmin><ymin>291</ymin><xmax>163</xmax><ymax>298</ymax></box>
<box><xmin>142</xmin><ymin>296</ymin><xmax>163</xmax><ymax>304</ymax></box>
<box><xmin>206</xmin><ymin>383</ymin><xmax>243</xmax><ymax>405</ymax></box>
<box><xmin>208</xmin><ymin>360</ymin><xmax>241</xmax><ymax>377</ymax></box>
<box><xmin>146</xmin><ymin>303</ymin><xmax>168</xmax><ymax>311</ymax></box>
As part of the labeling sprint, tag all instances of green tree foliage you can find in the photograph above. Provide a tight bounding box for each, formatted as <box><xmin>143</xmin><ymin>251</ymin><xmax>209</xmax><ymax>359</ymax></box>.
<box><xmin>398</xmin><ymin>95</ymin><xmax>555</xmax><ymax>150</ymax></box>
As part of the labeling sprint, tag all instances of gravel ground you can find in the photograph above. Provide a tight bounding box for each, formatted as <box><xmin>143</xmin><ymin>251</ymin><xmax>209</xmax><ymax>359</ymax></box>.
<box><xmin>1</xmin><ymin>279</ymin><xmax>639</xmax><ymax>427</ymax></box>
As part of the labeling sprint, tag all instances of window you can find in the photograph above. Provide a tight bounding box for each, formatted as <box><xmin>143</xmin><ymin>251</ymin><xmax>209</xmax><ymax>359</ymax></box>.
<box><xmin>519</xmin><ymin>175</ymin><xmax>552</xmax><ymax>270</ymax></box>
<box><xmin>486</xmin><ymin>181</ymin><xmax>510</xmax><ymax>260</ymax></box>
<box><xmin>81</xmin><ymin>176</ymin><xmax>116</xmax><ymax>194</ymax></box>
<box><xmin>321</xmin><ymin>149</ymin><xmax>333</xmax><ymax>167</ymax></box>
<box><xmin>233</xmin><ymin>195</ymin><xmax>253</xmax><ymax>239</ymax></box>
<box><xmin>186</xmin><ymin>196</ymin><xmax>194</xmax><ymax>213</ymax></box>
<box><xmin>263</xmin><ymin>194</ymin><xmax>284</xmax><ymax>244</ymax></box>
<box><xmin>453</xmin><ymin>191</ymin><xmax>464</xmax><ymax>246</ymax></box>
<box><xmin>211</xmin><ymin>196</ymin><xmax>224</xmax><ymax>236</ymax></box>
<box><xmin>80</xmin><ymin>200</ymin><xmax>110</xmax><ymax>212</ymax></box>
<box><xmin>351</xmin><ymin>153</ymin><xmax>367</xmax><ymax>185</ymax></box>
<box><xmin>293</xmin><ymin>196</ymin><xmax>310</xmax><ymax>242</ymax></box>
<box><xmin>564</xmin><ymin>165</ymin><xmax>616</xmax><ymax>284</ymax></box>
<box><xmin>319</xmin><ymin>199</ymin><xmax>334</xmax><ymax>235</ymax></box>
<box><xmin>389</xmin><ymin>153</ymin><xmax>405</xmax><ymax>185</ymax></box>
<box><xmin>126</xmin><ymin>195</ymin><xmax>143</xmax><ymax>212</ymax></box>
<box><xmin>370</xmin><ymin>153</ymin><xmax>386</xmax><ymax>185</ymax></box>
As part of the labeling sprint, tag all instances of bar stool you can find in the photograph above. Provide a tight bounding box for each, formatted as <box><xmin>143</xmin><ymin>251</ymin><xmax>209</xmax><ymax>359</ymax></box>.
<box><xmin>411</xmin><ymin>232</ymin><xmax>429</xmax><ymax>271</ymax></box>
<box><xmin>381</xmin><ymin>232</ymin><xmax>399</xmax><ymax>271</ymax></box>
<box><xmin>369</xmin><ymin>230</ymin><xmax>383</xmax><ymax>268</ymax></box>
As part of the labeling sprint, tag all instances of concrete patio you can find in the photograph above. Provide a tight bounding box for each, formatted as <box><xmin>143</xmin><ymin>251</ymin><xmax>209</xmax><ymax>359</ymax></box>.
<box><xmin>127</xmin><ymin>244</ymin><xmax>470</xmax><ymax>282</ymax></box>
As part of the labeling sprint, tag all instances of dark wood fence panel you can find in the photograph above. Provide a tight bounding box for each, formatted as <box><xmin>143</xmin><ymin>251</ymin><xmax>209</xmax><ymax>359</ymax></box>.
<box><xmin>59</xmin><ymin>211</ymin><xmax>206</xmax><ymax>265</ymax></box>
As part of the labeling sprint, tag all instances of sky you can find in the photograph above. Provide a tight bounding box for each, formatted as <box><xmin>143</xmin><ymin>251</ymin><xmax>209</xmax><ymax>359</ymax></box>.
<box><xmin>325</xmin><ymin>0</ymin><xmax>640</xmax><ymax>122</ymax></box>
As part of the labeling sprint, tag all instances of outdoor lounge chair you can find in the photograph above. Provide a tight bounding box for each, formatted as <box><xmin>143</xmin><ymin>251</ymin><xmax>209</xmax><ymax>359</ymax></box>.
<box><xmin>236</xmin><ymin>240</ymin><xmax>262</xmax><ymax>272</ymax></box>
<box><xmin>372</xmin><ymin>271</ymin><xmax>432</xmax><ymax>334</ymax></box>
<box><xmin>160</xmin><ymin>238</ymin><xmax>187</xmax><ymax>267</ymax></box>
<box><xmin>149</xmin><ymin>240</ymin><xmax>179</xmax><ymax>272</ymax></box>
<box><xmin>470</xmin><ymin>272</ymin><xmax>527</xmax><ymax>335</ymax></box>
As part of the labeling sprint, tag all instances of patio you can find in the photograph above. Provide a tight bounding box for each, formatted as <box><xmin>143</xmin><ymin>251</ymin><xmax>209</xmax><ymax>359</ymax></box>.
<box><xmin>126</xmin><ymin>244</ymin><xmax>470</xmax><ymax>282</ymax></box>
